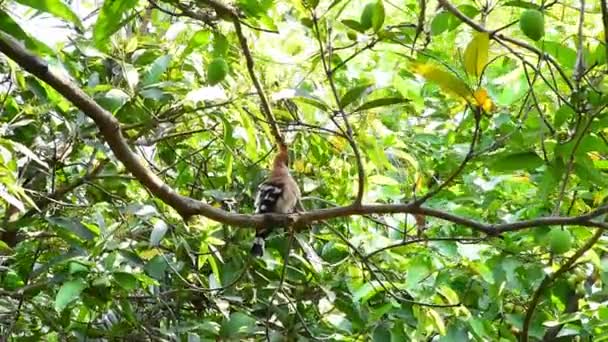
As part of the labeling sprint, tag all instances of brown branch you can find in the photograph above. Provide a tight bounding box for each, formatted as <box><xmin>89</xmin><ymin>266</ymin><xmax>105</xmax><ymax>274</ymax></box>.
<box><xmin>415</xmin><ymin>107</ymin><xmax>480</xmax><ymax>205</ymax></box>
<box><xmin>521</xmin><ymin>227</ymin><xmax>604</xmax><ymax>342</ymax></box>
<box><xmin>0</xmin><ymin>32</ymin><xmax>221</xmax><ymax>219</ymax></box>
<box><xmin>3</xmin><ymin>30</ymin><xmax>608</xmax><ymax>237</ymax></box>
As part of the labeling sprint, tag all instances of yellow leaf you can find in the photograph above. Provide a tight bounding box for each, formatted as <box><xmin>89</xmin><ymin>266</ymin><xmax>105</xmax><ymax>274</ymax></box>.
<box><xmin>588</xmin><ymin>151</ymin><xmax>601</xmax><ymax>161</ymax></box>
<box><xmin>411</xmin><ymin>62</ymin><xmax>472</xmax><ymax>100</ymax></box>
<box><xmin>140</xmin><ymin>248</ymin><xmax>160</xmax><ymax>260</ymax></box>
<box><xmin>473</xmin><ymin>88</ymin><xmax>494</xmax><ymax>113</ymax></box>
<box><xmin>463</xmin><ymin>32</ymin><xmax>489</xmax><ymax>78</ymax></box>
<box><xmin>293</xmin><ymin>160</ymin><xmax>306</xmax><ymax>173</ymax></box>
<box><xmin>426</xmin><ymin>308</ymin><xmax>446</xmax><ymax>335</ymax></box>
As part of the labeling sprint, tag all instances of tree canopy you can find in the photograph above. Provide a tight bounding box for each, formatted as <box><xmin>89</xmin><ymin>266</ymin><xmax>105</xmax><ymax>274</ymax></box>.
<box><xmin>0</xmin><ymin>0</ymin><xmax>607</xmax><ymax>340</ymax></box>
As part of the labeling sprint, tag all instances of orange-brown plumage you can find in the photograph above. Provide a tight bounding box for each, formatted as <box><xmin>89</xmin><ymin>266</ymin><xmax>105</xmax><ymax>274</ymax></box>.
<box><xmin>250</xmin><ymin>143</ymin><xmax>300</xmax><ymax>256</ymax></box>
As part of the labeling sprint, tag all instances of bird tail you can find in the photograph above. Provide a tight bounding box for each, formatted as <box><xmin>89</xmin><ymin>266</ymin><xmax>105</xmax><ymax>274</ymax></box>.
<box><xmin>250</xmin><ymin>226</ymin><xmax>272</xmax><ymax>257</ymax></box>
<box><xmin>250</xmin><ymin>236</ymin><xmax>265</xmax><ymax>257</ymax></box>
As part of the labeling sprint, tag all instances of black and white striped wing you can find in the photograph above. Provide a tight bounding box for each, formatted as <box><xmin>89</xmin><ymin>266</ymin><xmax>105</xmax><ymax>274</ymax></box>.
<box><xmin>254</xmin><ymin>181</ymin><xmax>284</xmax><ymax>214</ymax></box>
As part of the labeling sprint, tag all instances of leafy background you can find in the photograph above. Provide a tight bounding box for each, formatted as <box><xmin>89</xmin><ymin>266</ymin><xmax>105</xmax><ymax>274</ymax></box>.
<box><xmin>0</xmin><ymin>0</ymin><xmax>607</xmax><ymax>341</ymax></box>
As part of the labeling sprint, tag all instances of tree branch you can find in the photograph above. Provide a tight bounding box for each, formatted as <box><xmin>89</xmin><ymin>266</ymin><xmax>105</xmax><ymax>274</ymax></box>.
<box><xmin>436</xmin><ymin>0</ymin><xmax>573</xmax><ymax>90</ymax></box>
<box><xmin>521</xmin><ymin>227</ymin><xmax>604</xmax><ymax>342</ymax></box>
<box><xmin>311</xmin><ymin>13</ymin><xmax>366</xmax><ymax>206</ymax></box>
<box><xmin>2</xmin><ymin>30</ymin><xmax>608</xmax><ymax>237</ymax></box>
<box><xmin>194</xmin><ymin>0</ymin><xmax>284</xmax><ymax>146</ymax></box>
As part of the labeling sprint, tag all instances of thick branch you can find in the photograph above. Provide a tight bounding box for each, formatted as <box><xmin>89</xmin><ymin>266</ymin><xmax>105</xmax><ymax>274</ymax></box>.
<box><xmin>0</xmin><ymin>32</ymin><xmax>216</xmax><ymax>219</ymax></box>
<box><xmin>2</xmin><ymin>31</ymin><xmax>608</xmax><ymax>236</ymax></box>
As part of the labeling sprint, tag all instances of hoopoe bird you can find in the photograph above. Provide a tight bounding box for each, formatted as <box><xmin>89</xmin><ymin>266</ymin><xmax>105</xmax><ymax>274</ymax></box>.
<box><xmin>251</xmin><ymin>143</ymin><xmax>301</xmax><ymax>257</ymax></box>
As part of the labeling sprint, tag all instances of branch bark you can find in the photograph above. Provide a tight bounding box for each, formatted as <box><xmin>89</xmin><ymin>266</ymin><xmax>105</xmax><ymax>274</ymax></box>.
<box><xmin>2</xmin><ymin>31</ymin><xmax>608</xmax><ymax>236</ymax></box>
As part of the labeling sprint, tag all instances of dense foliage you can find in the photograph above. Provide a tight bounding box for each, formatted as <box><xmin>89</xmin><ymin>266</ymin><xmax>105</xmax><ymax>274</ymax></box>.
<box><xmin>0</xmin><ymin>0</ymin><xmax>607</xmax><ymax>340</ymax></box>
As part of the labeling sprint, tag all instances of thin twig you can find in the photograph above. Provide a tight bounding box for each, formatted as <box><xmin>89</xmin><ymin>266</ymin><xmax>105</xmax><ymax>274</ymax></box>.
<box><xmin>311</xmin><ymin>12</ymin><xmax>366</xmax><ymax>207</ymax></box>
<box><xmin>521</xmin><ymin>227</ymin><xmax>604</xmax><ymax>342</ymax></box>
<box><xmin>437</xmin><ymin>0</ymin><xmax>573</xmax><ymax>91</ymax></box>
<box><xmin>415</xmin><ymin>107</ymin><xmax>481</xmax><ymax>205</ymax></box>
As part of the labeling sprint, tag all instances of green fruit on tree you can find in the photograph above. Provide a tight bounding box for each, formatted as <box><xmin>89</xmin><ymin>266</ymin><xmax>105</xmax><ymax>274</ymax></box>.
<box><xmin>207</xmin><ymin>58</ymin><xmax>229</xmax><ymax>85</ymax></box>
<box><xmin>360</xmin><ymin>3</ymin><xmax>375</xmax><ymax>30</ymax></box>
<box><xmin>549</xmin><ymin>229</ymin><xmax>572</xmax><ymax>254</ymax></box>
<box><xmin>519</xmin><ymin>9</ymin><xmax>544</xmax><ymax>41</ymax></box>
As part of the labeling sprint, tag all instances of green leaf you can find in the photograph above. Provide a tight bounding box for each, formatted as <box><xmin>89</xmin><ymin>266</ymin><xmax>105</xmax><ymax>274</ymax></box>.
<box><xmin>221</xmin><ymin>312</ymin><xmax>256</xmax><ymax>337</ymax></box>
<box><xmin>353</xmin><ymin>281</ymin><xmax>384</xmax><ymax>303</ymax></box>
<box><xmin>406</xmin><ymin>258</ymin><xmax>431</xmax><ymax>288</ymax></box>
<box><xmin>542</xmin><ymin>41</ymin><xmax>577</xmax><ymax>69</ymax></box>
<box><xmin>463</xmin><ymin>32</ymin><xmax>489</xmax><ymax>77</ymax></box>
<box><xmin>93</xmin><ymin>0</ymin><xmax>139</xmax><ymax>48</ymax></box>
<box><xmin>538</xmin><ymin>159</ymin><xmax>563</xmax><ymax>199</ymax></box>
<box><xmin>182</xmin><ymin>30</ymin><xmax>212</xmax><ymax>58</ymax></box>
<box><xmin>0</xmin><ymin>186</ymin><xmax>24</xmax><ymax>213</ymax></box>
<box><xmin>0</xmin><ymin>10</ymin><xmax>52</xmax><ymax>54</ymax></box>
<box><xmin>503</xmin><ymin>0</ymin><xmax>541</xmax><ymax>9</ymax></box>
<box><xmin>212</xmin><ymin>32</ymin><xmax>229</xmax><ymax>57</ymax></box>
<box><xmin>0</xmin><ymin>240</ymin><xmax>12</xmax><ymax>253</ymax></box>
<box><xmin>14</xmin><ymin>0</ymin><xmax>82</xmax><ymax>29</ymax></box>
<box><xmin>427</xmin><ymin>308</ymin><xmax>446</xmax><ymax>335</ymax></box>
<box><xmin>574</xmin><ymin>155</ymin><xmax>608</xmax><ymax>186</ymax></box>
<box><xmin>431</xmin><ymin>5</ymin><xmax>479</xmax><ymax>35</ymax></box>
<box><xmin>294</xmin><ymin>95</ymin><xmax>330</xmax><ymax>112</ymax></box>
<box><xmin>342</xmin><ymin>19</ymin><xmax>365</xmax><ymax>33</ymax></box>
<box><xmin>47</xmin><ymin>217</ymin><xmax>97</xmax><ymax>240</ymax></box>
<box><xmin>369</xmin><ymin>174</ymin><xmax>399</xmax><ymax>185</ymax></box>
<box><xmin>123</xmin><ymin>64</ymin><xmax>139</xmax><ymax>91</ymax></box>
<box><xmin>340</xmin><ymin>84</ymin><xmax>372</xmax><ymax>108</ymax></box>
<box><xmin>144</xmin><ymin>255</ymin><xmax>168</xmax><ymax>280</ymax></box>
<box><xmin>430</xmin><ymin>12</ymin><xmax>451</xmax><ymax>36</ymax></box>
<box><xmin>373</xmin><ymin>324</ymin><xmax>391</xmax><ymax>342</ymax></box>
<box><xmin>490</xmin><ymin>151</ymin><xmax>544</xmax><ymax>172</ymax></box>
<box><xmin>554</xmin><ymin>104</ymin><xmax>574</xmax><ymax>128</ymax></box>
<box><xmin>113</xmin><ymin>272</ymin><xmax>138</xmax><ymax>291</ymax></box>
<box><xmin>440</xmin><ymin>324</ymin><xmax>469</xmax><ymax>341</ymax></box>
<box><xmin>371</xmin><ymin>0</ymin><xmax>385</xmax><ymax>32</ymax></box>
<box><xmin>302</xmin><ymin>0</ymin><xmax>320</xmax><ymax>9</ymax></box>
<box><xmin>142</xmin><ymin>55</ymin><xmax>171</xmax><ymax>86</ymax></box>
<box><xmin>353</xmin><ymin>97</ymin><xmax>409</xmax><ymax>112</ymax></box>
<box><xmin>68</xmin><ymin>261</ymin><xmax>89</xmax><ymax>275</ymax></box>
<box><xmin>55</xmin><ymin>279</ymin><xmax>87</xmax><ymax>312</ymax></box>
<box><xmin>96</xmin><ymin>88</ymin><xmax>130</xmax><ymax>113</ymax></box>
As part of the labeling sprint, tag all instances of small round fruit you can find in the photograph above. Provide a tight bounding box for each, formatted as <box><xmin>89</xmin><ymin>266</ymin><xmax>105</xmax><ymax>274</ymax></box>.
<box><xmin>519</xmin><ymin>9</ymin><xmax>544</xmax><ymax>41</ymax></box>
<box><xmin>549</xmin><ymin>229</ymin><xmax>572</xmax><ymax>254</ymax></box>
<box><xmin>207</xmin><ymin>58</ymin><xmax>229</xmax><ymax>85</ymax></box>
<box><xmin>360</xmin><ymin>3</ymin><xmax>375</xmax><ymax>30</ymax></box>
